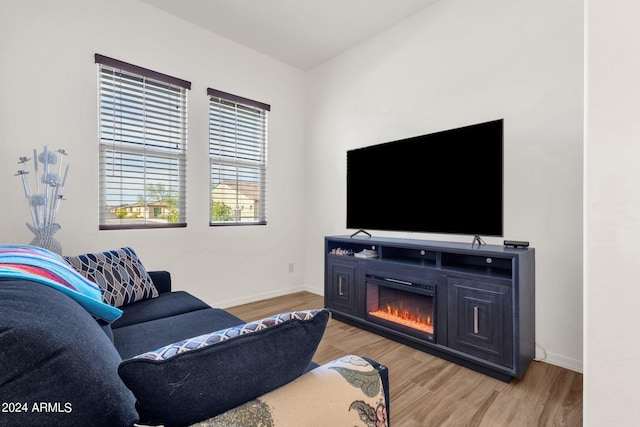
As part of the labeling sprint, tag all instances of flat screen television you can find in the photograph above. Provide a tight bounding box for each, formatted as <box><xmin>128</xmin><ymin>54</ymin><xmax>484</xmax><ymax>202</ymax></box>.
<box><xmin>346</xmin><ymin>119</ymin><xmax>503</xmax><ymax>238</ymax></box>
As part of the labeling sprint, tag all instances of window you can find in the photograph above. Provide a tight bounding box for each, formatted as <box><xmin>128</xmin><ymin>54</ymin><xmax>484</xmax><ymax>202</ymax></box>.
<box><xmin>96</xmin><ymin>54</ymin><xmax>190</xmax><ymax>229</ymax></box>
<box><xmin>208</xmin><ymin>88</ymin><xmax>269</xmax><ymax>225</ymax></box>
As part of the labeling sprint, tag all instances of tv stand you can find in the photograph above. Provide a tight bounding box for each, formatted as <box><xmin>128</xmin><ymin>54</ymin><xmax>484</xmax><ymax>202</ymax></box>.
<box><xmin>471</xmin><ymin>235</ymin><xmax>486</xmax><ymax>246</ymax></box>
<box><xmin>324</xmin><ymin>235</ymin><xmax>535</xmax><ymax>382</ymax></box>
<box><xmin>350</xmin><ymin>229</ymin><xmax>371</xmax><ymax>238</ymax></box>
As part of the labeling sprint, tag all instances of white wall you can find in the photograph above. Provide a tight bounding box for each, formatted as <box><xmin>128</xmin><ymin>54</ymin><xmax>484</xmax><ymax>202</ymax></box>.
<box><xmin>0</xmin><ymin>0</ymin><xmax>308</xmax><ymax>308</ymax></box>
<box><xmin>304</xmin><ymin>0</ymin><xmax>584</xmax><ymax>372</ymax></box>
<box><xmin>585</xmin><ymin>1</ymin><xmax>640</xmax><ymax>424</ymax></box>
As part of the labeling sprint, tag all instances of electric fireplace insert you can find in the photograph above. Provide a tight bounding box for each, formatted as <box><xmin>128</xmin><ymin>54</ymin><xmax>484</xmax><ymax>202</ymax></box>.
<box><xmin>365</xmin><ymin>275</ymin><xmax>436</xmax><ymax>342</ymax></box>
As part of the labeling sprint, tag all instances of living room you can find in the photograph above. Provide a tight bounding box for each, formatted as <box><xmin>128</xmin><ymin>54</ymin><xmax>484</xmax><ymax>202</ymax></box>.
<box><xmin>0</xmin><ymin>0</ymin><xmax>638</xmax><ymax>425</ymax></box>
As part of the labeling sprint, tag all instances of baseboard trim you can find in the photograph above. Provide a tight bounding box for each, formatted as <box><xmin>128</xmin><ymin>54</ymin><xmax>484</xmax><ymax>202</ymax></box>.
<box><xmin>536</xmin><ymin>351</ymin><xmax>583</xmax><ymax>373</ymax></box>
<box><xmin>217</xmin><ymin>285</ymin><xmax>322</xmax><ymax>309</ymax></box>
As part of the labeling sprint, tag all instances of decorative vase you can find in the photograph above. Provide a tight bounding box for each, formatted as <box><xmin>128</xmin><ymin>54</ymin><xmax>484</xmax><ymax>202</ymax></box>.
<box><xmin>16</xmin><ymin>146</ymin><xmax>70</xmax><ymax>256</ymax></box>
<box><xmin>26</xmin><ymin>222</ymin><xmax>62</xmax><ymax>255</ymax></box>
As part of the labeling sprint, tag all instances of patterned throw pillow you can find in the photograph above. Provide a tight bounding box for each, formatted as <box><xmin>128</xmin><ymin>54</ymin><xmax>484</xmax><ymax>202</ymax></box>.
<box><xmin>118</xmin><ymin>309</ymin><xmax>330</xmax><ymax>427</ymax></box>
<box><xmin>66</xmin><ymin>247</ymin><xmax>158</xmax><ymax>307</ymax></box>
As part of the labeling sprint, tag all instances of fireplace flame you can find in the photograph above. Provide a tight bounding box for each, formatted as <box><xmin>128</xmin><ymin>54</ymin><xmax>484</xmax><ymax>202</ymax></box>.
<box><xmin>369</xmin><ymin>304</ymin><xmax>433</xmax><ymax>334</ymax></box>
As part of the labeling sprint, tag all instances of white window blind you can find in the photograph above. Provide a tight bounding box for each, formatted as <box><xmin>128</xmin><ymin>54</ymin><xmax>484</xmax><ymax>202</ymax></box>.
<box><xmin>96</xmin><ymin>54</ymin><xmax>190</xmax><ymax>229</ymax></box>
<box><xmin>208</xmin><ymin>88</ymin><xmax>269</xmax><ymax>225</ymax></box>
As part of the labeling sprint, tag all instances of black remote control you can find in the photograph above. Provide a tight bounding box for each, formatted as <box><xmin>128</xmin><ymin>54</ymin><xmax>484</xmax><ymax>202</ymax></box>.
<box><xmin>504</xmin><ymin>240</ymin><xmax>529</xmax><ymax>248</ymax></box>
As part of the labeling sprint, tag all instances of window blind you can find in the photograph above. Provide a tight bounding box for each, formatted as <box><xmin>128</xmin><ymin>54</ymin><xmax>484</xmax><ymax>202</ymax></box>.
<box><xmin>208</xmin><ymin>88</ymin><xmax>269</xmax><ymax>225</ymax></box>
<box><xmin>96</xmin><ymin>54</ymin><xmax>189</xmax><ymax>229</ymax></box>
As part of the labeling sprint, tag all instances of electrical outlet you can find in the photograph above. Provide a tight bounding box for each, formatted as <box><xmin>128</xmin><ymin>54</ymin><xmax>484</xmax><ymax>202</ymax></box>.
<box><xmin>288</xmin><ymin>263</ymin><xmax>294</xmax><ymax>273</ymax></box>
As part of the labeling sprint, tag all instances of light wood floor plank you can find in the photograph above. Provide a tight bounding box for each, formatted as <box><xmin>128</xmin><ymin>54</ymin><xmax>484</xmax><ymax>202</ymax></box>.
<box><xmin>225</xmin><ymin>291</ymin><xmax>583</xmax><ymax>426</ymax></box>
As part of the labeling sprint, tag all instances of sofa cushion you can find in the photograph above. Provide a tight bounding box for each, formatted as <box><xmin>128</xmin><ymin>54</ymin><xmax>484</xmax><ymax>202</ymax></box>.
<box><xmin>0</xmin><ymin>279</ymin><xmax>138</xmax><ymax>427</ymax></box>
<box><xmin>66</xmin><ymin>247</ymin><xmax>158</xmax><ymax>307</ymax></box>
<box><xmin>112</xmin><ymin>306</ymin><xmax>246</xmax><ymax>359</ymax></box>
<box><xmin>148</xmin><ymin>270</ymin><xmax>172</xmax><ymax>294</ymax></box>
<box><xmin>118</xmin><ymin>309</ymin><xmax>329</xmax><ymax>427</ymax></box>
<box><xmin>112</xmin><ymin>290</ymin><xmax>212</xmax><ymax>329</ymax></box>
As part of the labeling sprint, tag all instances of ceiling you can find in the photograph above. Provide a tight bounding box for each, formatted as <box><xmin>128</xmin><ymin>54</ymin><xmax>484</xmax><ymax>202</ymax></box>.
<box><xmin>140</xmin><ymin>0</ymin><xmax>439</xmax><ymax>70</ymax></box>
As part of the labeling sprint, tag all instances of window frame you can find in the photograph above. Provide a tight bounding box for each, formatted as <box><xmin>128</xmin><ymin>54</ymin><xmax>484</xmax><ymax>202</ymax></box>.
<box><xmin>96</xmin><ymin>54</ymin><xmax>190</xmax><ymax>230</ymax></box>
<box><xmin>208</xmin><ymin>88</ymin><xmax>270</xmax><ymax>226</ymax></box>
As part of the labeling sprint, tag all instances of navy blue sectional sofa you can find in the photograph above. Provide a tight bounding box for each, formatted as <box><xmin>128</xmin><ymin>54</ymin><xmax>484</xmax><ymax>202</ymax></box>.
<box><xmin>0</xmin><ymin>265</ymin><xmax>389</xmax><ymax>427</ymax></box>
<box><xmin>110</xmin><ymin>271</ymin><xmax>247</xmax><ymax>360</ymax></box>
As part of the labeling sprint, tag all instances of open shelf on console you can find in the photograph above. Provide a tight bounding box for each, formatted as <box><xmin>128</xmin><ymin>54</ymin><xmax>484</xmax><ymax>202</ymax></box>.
<box><xmin>326</xmin><ymin>240</ymin><xmax>379</xmax><ymax>257</ymax></box>
<box><xmin>378</xmin><ymin>246</ymin><xmax>437</xmax><ymax>267</ymax></box>
<box><xmin>440</xmin><ymin>252</ymin><xmax>513</xmax><ymax>280</ymax></box>
<box><xmin>326</xmin><ymin>236</ymin><xmax>516</xmax><ymax>280</ymax></box>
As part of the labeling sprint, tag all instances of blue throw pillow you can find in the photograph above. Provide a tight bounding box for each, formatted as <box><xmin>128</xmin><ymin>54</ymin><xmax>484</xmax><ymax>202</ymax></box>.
<box><xmin>118</xmin><ymin>309</ymin><xmax>329</xmax><ymax>426</ymax></box>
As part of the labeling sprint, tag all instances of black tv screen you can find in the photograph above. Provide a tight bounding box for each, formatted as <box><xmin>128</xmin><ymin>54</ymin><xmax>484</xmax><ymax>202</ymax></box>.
<box><xmin>347</xmin><ymin>119</ymin><xmax>503</xmax><ymax>237</ymax></box>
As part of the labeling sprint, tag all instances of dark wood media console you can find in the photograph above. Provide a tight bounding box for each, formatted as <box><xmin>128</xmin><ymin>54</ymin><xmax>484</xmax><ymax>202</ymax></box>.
<box><xmin>324</xmin><ymin>235</ymin><xmax>535</xmax><ymax>382</ymax></box>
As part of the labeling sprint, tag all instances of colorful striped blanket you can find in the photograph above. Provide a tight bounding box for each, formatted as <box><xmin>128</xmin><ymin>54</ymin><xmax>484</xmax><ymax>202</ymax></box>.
<box><xmin>0</xmin><ymin>244</ymin><xmax>122</xmax><ymax>322</ymax></box>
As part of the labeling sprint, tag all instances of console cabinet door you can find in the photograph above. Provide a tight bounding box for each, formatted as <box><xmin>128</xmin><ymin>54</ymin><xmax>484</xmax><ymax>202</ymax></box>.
<box><xmin>447</xmin><ymin>277</ymin><xmax>513</xmax><ymax>368</ymax></box>
<box><xmin>326</xmin><ymin>257</ymin><xmax>358</xmax><ymax>314</ymax></box>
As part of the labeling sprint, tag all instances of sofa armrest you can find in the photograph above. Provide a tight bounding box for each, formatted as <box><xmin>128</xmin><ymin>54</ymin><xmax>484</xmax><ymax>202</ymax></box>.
<box><xmin>362</xmin><ymin>356</ymin><xmax>390</xmax><ymax>422</ymax></box>
<box><xmin>148</xmin><ymin>270</ymin><xmax>171</xmax><ymax>294</ymax></box>
<box><xmin>192</xmin><ymin>355</ymin><xmax>389</xmax><ymax>426</ymax></box>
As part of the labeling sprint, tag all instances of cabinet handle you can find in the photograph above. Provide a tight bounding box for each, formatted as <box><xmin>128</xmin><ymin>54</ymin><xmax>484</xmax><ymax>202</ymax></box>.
<box><xmin>338</xmin><ymin>277</ymin><xmax>344</xmax><ymax>296</ymax></box>
<box><xmin>473</xmin><ymin>306</ymin><xmax>479</xmax><ymax>334</ymax></box>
